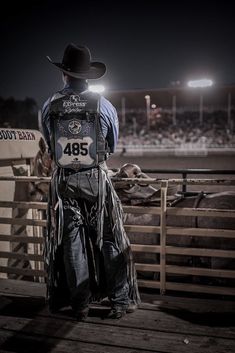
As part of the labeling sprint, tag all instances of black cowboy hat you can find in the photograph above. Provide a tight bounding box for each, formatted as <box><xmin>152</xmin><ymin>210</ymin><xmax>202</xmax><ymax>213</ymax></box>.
<box><xmin>47</xmin><ymin>43</ymin><xmax>106</xmax><ymax>79</ymax></box>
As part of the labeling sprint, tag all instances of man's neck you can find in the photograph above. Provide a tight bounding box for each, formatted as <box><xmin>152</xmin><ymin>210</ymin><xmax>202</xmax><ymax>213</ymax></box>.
<box><xmin>64</xmin><ymin>79</ymin><xmax>88</xmax><ymax>92</ymax></box>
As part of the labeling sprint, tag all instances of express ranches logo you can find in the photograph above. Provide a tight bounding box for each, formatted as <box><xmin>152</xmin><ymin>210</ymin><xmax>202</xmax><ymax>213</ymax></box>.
<box><xmin>63</xmin><ymin>95</ymin><xmax>87</xmax><ymax>113</ymax></box>
<box><xmin>70</xmin><ymin>95</ymin><xmax>80</xmax><ymax>103</ymax></box>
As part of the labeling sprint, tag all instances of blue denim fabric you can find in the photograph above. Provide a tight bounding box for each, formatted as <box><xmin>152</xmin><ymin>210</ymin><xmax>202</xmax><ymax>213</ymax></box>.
<box><xmin>60</xmin><ymin>172</ymin><xmax>129</xmax><ymax>312</ymax></box>
<box><xmin>62</xmin><ymin>206</ymin><xmax>90</xmax><ymax>311</ymax></box>
<box><xmin>102</xmin><ymin>242</ymin><xmax>129</xmax><ymax>309</ymax></box>
<box><xmin>102</xmin><ymin>213</ymin><xmax>129</xmax><ymax>309</ymax></box>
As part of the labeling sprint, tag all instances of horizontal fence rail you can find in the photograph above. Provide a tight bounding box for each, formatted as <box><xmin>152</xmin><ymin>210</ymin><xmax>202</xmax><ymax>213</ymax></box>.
<box><xmin>0</xmin><ymin>175</ymin><xmax>235</xmax><ymax>297</ymax></box>
<box><xmin>1</xmin><ymin>175</ymin><xmax>235</xmax><ymax>185</ymax></box>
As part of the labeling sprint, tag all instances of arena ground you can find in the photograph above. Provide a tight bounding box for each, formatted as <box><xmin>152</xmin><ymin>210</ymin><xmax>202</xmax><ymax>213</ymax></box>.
<box><xmin>107</xmin><ymin>153</ymin><xmax>235</xmax><ymax>170</ymax></box>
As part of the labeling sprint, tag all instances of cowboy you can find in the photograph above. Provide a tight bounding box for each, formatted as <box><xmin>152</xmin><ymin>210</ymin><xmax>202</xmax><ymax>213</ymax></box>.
<box><xmin>40</xmin><ymin>43</ymin><xmax>140</xmax><ymax>321</ymax></box>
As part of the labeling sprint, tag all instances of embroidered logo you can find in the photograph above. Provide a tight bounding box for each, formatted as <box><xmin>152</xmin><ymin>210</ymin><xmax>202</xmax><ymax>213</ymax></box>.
<box><xmin>68</xmin><ymin>120</ymin><xmax>82</xmax><ymax>134</ymax></box>
<box><xmin>63</xmin><ymin>95</ymin><xmax>87</xmax><ymax>113</ymax></box>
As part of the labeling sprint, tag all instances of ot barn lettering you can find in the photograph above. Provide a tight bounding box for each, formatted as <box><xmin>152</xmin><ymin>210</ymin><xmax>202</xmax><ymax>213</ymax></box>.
<box><xmin>0</xmin><ymin>130</ymin><xmax>36</xmax><ymax>141</ymax></box>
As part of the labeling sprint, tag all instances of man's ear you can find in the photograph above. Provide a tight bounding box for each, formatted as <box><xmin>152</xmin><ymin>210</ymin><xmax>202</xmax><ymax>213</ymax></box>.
<box><xmin>62</xmin><ymin>72</ymin><xmax>67</xmax><ymax>84</ymax></box>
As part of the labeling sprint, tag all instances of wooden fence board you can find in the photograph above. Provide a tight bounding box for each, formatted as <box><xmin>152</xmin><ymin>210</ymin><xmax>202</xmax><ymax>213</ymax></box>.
<box><xmin>167</xmin><ymin>227</ymin><xmax>235</xmax><ymax>238</ymax></box>
<box><xmin>166</xmin><ymin>282</ymin><xmax>235</xmax><ymax>296</ymax></box>
<box><xmin>166</xmin><ymin>246</ymin><xmax>235</xmax><ymax>258</ymax></box>
<box><xmin>131</xmin><ymin>244</ymin><xmax>235</xmax><ymax>258</ymax></box>
<box><xmin>131</xmin><ymin>244</ymin><xmax>160</xmax><ymax>253</ymax></box>
<box><xmin>124</xmin><ymin>225</ymin><xmax>160</xmax><ymax>233</ymax></box>
<box><xmin>135</xmin><ymin>263</ymin><xmax>160</xmax><ymax>272</ymax></box>
<box><xmin>0</xmin><ymin>201</ymin><xmax>47</xmax><ymax>210</ymax></box>
<box><xmin>166</xmin><ymin>265</ymin><xmax>235</xmax><ymax>278</ymax></box>
<box><xmin>138</xmin><ymin>279</ymin><xmax>235</xmax><ymax>295</ymax></box>
<box><xmin>0</xmin><ymin>266</ymin><xmax>46</xmax><ymax>278</ymax></box>
<box><xmin>167</xmin><ymin>208</ymin><xmax>235</xmax><ymax>218</ymax></box>
<box><xmin>0</xmin><ymin>235</ymin><xmax>44</xmax><ymax>244</ymax></box>
<box><xmin>123</xmin><ymin>206</ymin><xmax>161</xmax><ymax>214</ymax></box>
<box><xmin>0</xmin><ymin>251</ymin><xmax>43</xmax><ymax>262</ymax></box>
<box><xmin>0</xmin><ymin>217</ymin><xmax>46</xmax><ymax>227</ymax></box>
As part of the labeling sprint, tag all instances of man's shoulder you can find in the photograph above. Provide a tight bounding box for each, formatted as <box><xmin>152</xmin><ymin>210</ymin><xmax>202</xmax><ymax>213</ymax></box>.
<box><xmin>99</xmin><ymin>95</ymin><xmax>117</xmax><ymax>114</ymax></box>
<box><xmin>42</xmin><ymin>97</ymin><xmax>51</xmax><ymax>116</ymax></box>
<box><xmin>100</xmin><ymin>95</ymin><xmax>114</xmax><ymax>107</ymax></box>
<box><xmin>42</xmin><ymin>91</ymin><xmax>65</xmax><ymax>113</ymax></box>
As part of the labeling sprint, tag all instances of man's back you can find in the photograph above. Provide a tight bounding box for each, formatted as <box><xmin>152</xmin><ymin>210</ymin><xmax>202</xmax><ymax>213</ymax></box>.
<box><xmin>41</xmin><ymin>85</ymin><xmax>119</xmax><ymax>156</ymax></box>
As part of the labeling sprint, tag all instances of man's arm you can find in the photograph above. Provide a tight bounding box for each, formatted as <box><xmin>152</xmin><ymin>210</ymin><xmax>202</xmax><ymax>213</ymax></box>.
<box><xmin>40</xmin><ymin>97</ymin><xmax>52</xmax><ymax>153</ymax></box>
<box><xmin>99</xmin><ymin>96</ymin><xmax>119</xmax><ymax>153</ymax></box>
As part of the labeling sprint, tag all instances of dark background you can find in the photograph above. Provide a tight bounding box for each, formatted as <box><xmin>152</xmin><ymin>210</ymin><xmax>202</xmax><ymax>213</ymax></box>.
<box><xmin>1</xmin><ymin>0</ymin><xmax>235</xmax><ymax>108</ymax></box>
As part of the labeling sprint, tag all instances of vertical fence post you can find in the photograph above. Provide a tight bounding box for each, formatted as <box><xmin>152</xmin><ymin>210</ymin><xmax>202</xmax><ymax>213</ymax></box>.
<box><xmin>182</xmin><ymin>172</ymin><xmax>187</xmax><ymax>193</ymax></box>
<box><xmin>32</xmin><ymin>209</ymin><xmax>44</xmax><ymax>283</ymax></box>
<box><xmin>160</xmin><ymin>180</ymin><xmax>168</xmax><ymax>295</ymax></box>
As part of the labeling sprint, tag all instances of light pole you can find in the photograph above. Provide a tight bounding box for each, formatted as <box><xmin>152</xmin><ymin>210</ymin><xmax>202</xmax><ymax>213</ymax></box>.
<box><xmin>199</xmin><ymin>93</ymin><xmax>203</xmax><ymax>125</ymax></box>
<box><xmin>133</xmin><ymin>117</ymin><xmax>137</xmax><ymax>137</ymax></box>
<box><xmin>172</xmin><ymin>94</ymin><xmax>177</xmax><ymax>125</ymax></box>
<box><xmin>145</xmin><ymin>95</ymin><xmax>151</xmax><ymax>130</ymax></box>
<box><xmin>121</xmin><ymin>96</ymin><xmax>126</xmax><ymax>127</ymax></box>
<box><xmin>187</xmin><ymin>79</ymin><xmax>213</xmax><ymax>125</ymax></box>
<box><xmin>227</xmin><ymin>92</ymin><xmax>231</xmax><ymax>129</ymax></box>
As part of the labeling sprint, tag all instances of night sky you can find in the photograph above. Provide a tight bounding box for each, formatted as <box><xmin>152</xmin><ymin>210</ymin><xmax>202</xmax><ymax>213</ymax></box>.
<box><xmin>1</xmin><ymin>0</ymin><xmax>235</xmax><ymax>107</ymax></box>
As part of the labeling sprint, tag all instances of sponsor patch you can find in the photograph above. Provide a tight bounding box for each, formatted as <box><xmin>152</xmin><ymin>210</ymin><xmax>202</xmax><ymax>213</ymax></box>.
<box><xmin>68</xmin><ymin>120</ymin><xmax>82</xmax><ymax>134</ymax></box>
<box><xmin>63</xmin><ymin>95</ymin><xmax>87</xmax><ymax>113</ymax></box>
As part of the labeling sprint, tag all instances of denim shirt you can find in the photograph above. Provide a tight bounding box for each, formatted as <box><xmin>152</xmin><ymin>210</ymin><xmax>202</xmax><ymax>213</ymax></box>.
<box><xmin>40</xmin><ymin>82</ymin><xmax>119</xmax><ymax>154</ymax></box>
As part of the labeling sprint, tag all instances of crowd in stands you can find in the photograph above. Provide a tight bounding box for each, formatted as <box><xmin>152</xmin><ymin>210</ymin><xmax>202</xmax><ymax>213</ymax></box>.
<box><xmin>118</xmin><ymin>109</ymin><xmax>235</xmax><ymax>149</ymax></box>
<box><xmin>0</xmin><ymin>96</ymin><xmax>234</xmax><ymax>150</ymax></box>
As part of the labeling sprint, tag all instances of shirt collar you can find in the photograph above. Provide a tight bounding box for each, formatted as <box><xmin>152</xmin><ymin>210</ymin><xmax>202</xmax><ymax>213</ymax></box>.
<box><xmin>64</xmin><ymin>80</ymin><xmax>88</xmax><ymax>92</ymax></box>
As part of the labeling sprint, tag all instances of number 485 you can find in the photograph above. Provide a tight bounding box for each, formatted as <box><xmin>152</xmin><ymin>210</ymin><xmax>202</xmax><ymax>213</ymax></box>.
<box><xmin>63</xmin><ymin>142</ymin><xmax>88</xmax><ymax>156</ymax></box>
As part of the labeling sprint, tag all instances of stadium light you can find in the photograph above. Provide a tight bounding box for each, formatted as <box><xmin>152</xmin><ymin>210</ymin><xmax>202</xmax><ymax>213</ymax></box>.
<box><xmin>88</xmin><ymin>84</ymin><xmax>105</xmax><ymax>93</ymax></box>
<box><xmin>187</xmin><ymin>79</ymin><xmax>213</xmax><ymax>88</ymax></box>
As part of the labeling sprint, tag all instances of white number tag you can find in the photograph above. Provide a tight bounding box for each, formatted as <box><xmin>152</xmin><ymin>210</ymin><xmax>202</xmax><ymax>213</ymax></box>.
<box><xmin>57</xmin><ymin>137</ymin><xmax>94</xmax><ymax>166</ymax></box>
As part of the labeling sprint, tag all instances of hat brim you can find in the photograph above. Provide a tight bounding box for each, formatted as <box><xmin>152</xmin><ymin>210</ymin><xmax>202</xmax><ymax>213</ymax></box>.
<box><xmin>46</xmin><ymin>56</ymin><xmax>106</xmax><ymax>79</ymax></box>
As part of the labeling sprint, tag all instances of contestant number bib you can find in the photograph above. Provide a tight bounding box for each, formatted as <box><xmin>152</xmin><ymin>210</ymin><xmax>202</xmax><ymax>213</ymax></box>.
<box><xmin>56</xmin><ymin>136</ymin><xmax>94</xmax><ymax>168</ymax></box>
